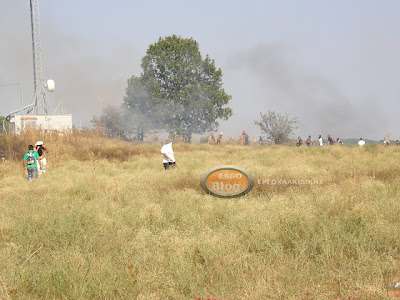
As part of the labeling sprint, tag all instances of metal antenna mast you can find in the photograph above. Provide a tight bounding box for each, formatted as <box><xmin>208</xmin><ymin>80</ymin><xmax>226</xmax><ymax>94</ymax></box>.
<box><xmin>29</xmin><ymin>0</ymin><xmax>48</xmax><ymax>114</ymax></box>
<box><xmin>5</xmin><ymin>0</ymin><xmax>55</xmax><ymax>121</ymax></box>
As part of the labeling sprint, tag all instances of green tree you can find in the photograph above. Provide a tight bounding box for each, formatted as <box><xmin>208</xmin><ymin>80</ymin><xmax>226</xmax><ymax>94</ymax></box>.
<box><xmin>123</xmin><ymin>76</ymin><xmax>161</xmax><ymax>141</ymax></box>
<box><xmin>124</xmin><ymin>35</ymin><xmax>232</xmax><ymax>142</ymax></box>
<box><xmin>91</xmin><ymin>106</ymin><xmax>125</xmax><ymax>139</ymax></box>
<box><xmin>255</xmin><ymin>111</ymin><xmax>298</xmax><ymax>145</ymax></box>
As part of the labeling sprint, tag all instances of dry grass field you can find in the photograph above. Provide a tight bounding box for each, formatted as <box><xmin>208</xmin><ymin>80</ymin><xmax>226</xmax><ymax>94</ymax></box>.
<box><xmin>1</xmin><ymin>131</ymin><xmax>400</xmax><ymax>299</ymax></box>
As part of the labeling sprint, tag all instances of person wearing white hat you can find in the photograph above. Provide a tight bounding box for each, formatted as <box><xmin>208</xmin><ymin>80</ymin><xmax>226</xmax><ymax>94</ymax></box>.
<box><xmin>35</xmin><ymin>141</ymin><xmax>47</xmax><ymax>174</ymax></box>
<box><xmin>161</xmin><ymin>138</ymin><xmax>176</xmax><ymax>170</ymax></box>
<box><xmin>217</xmin><ymin>132</ymin><xmax>223</xmax><ymax>144</ymax></box>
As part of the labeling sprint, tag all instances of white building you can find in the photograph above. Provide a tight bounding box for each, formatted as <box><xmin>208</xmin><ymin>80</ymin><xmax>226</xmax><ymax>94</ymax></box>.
<box><xmin>9</xmin><ymin>114</ymin><xmax>72</xmax><ymax>134</ymax></box>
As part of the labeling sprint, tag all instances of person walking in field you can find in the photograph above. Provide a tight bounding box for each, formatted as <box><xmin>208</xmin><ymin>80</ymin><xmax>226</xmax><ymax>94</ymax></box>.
<box><xmin>305</xmin><ymin>136</ymin><xmax>313</xmax><ymax>146</ymax></box>
<box><xmin>327</xmin><ymin>134</ymin><xmax>334</xmax><ymax>145</ymax></box>
<box><xmin>296</xmin><ymin>137</ymin><xmax>303</xmax><ymax>146</ymax></box>
<box><xmin>217</xmin><ymin>132</ymin><xmax>223</xmax><ymax>144</ymax></box>
<box><xmin>208</xmin><ymin>133</ymin><xmax>215</xmax><ymax>145</ymax></box>
<box><xmin>336</xmin><ymin>138</ymin><xmax>343</xmax><ymax>145</ymax></box>
<box><xmin>35</xmin><ymin>141</ymin><xmax>47</xmax><ymax>174</ymax></box>
<box><xmin>358</xmin><ymin>138</ymin><xmax>366</xmax><ymax>147</ymax></box>
<box><xmin>23</xmin><ymin>144</ymin><xmax>41</xmax><ymax>181</ymax></box>
<box><xmin>242</xmin><ymin>131</ymin><xmax>249</xmax><ymax>145</ymax></box>
<box><xmin>161</xmin><ymin>138</ymin><xmax>176</xmax><ymax>170</ymax></box>
<box><xmin>318</xmin><ymin>135</ymin><xmax>324</xmax><ymax>146</ymax></box>
<box><xmin>384</xmin><ymin>137</ymin><xmax>390</xmax><ymax>146</ymax></box>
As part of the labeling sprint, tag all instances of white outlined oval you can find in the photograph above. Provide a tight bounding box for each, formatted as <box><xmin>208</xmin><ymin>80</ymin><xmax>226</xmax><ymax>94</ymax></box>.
<box><xmin>200</xmin><ymin>165</ymin><xmax>255</xmax><ymax>198</ymax></box>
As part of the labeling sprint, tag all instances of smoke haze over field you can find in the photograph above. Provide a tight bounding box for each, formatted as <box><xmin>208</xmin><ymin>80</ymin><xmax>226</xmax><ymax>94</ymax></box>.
<box><xmin>223</xmin><ymin>45</ymin><xmax>389</xmax><ymax>140</ymax></box>
<box><xmin>1</xmin><ymin>0</ymin><xmax>399</xmax><ymax>140</ymax></box>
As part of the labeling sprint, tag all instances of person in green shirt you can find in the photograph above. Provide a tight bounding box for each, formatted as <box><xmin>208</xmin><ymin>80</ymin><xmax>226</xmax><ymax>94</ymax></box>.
<box><xmin>23</xmin><ymin>145</ymin><xmax>41</xmax><ymax>181</ymax></box>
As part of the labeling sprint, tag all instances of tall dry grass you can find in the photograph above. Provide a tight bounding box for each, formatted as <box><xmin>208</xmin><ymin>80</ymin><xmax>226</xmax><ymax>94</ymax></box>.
<box><xmin>1</xmin><ymin>133</ymin><xmax>400</xmax><ymax>299</ymax></box>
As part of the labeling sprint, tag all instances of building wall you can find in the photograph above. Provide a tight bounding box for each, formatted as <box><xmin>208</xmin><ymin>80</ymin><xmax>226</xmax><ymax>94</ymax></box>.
<box><xmin>9</xmin><ymin>115</ymin><xmax>73</xmax><ymax>134</ymax></box>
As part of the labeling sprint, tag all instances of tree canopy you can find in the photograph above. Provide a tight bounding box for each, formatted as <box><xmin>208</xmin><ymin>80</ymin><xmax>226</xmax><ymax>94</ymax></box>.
<box><xmin>124</xmin><ymin>35</ymin><xmax>232</xmax><ymax>141</ymax></box>
<box><xmin>255</xmin><ymin>111</ymin><xmax>298</xmax><ymax>145</ymax></box>
<box><xmin>123</xmin><ymin>76</ymin><xmax>161</xmax><ymax>141</ymax></box>
<box><xmin>91</xmin><ymin>106</ymin><xmax>125</xmax><ymax>139</ymax></box>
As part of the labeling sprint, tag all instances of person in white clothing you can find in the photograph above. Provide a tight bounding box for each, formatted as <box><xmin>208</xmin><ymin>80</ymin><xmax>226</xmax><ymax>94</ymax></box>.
<box><xmin>161</xmin><ymin>138</ymin><xmax>176</xmax><ymax>170</ymax></box>
<box><xmin>358</xmin><ymin>138</ymin><xmax>366</xmax><ymax>147</ymax></box>
<box><xmin>35</xmin><ymin>141</ymin><xmax>47</xmax><ymax>174</ymax></box>
<box><xmin>383</xmin><ymin>137</ymin><xmax>390</xmax><ymax>146</ymax></box>
<box><xmin>318</xmin><ymin>135</ymin><xmax>324</xmax><ymax>146</ymax></box>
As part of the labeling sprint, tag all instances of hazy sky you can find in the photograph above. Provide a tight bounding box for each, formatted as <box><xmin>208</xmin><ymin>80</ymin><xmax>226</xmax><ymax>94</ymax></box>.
<box><xmin>1</xmin><ymin>0</ymin><xmax>399</xmax><ymax>140</ymax></box>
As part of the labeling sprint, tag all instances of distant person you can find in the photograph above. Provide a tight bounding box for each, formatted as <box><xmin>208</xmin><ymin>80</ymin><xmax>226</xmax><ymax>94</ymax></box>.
<box><xmin>258</xmin><ymin>136</ymin><xmax>264</xmax><ymax>145</ymax></box>
<box><xmin>305</xmin><ymin>136</ymin><xmax>313</xmax><ymax>146</ymax></box>
<box><xmin>396</xmin><ymin>140</ymin><xmax>399</xmax><ymax>146</ymax></box>
<box><xmin>336</xmin><ymin>138</ymin><xmax>343</xmax><ymax>145</ymax></box>
<box><xmin>358</xmin><ymin>138</ymin><xmax>366</xmax><ymax>147</ymax></box>
<box><xmin>296</xmin><ymin>137</ymin><xmax>303</xmax><ymax>146</ymax></box>
<box><xmin>35</xmin><ymin>141</ymin><xmax>47</xmax><ymax>174</ymax></box>
<box><xmin>217</xmin><ymin>132</ymin><xmax>223</xmax><ymax>145</ymax></box>
<box><xmin>318</xmin><ymin>135</ymin><xmax>324</xmax><ymax>146</ymax></box>
<box><xmin>327</xmin><ymin>134</ymin><xmax>334</xmax><ymax>145</ymax></box>
<box><xmin>161</xmin><ymin>138</ymin><xmax>176</xmax><ymax>170</ymax></box>
<box><xmin>384</xmin><ymin>137</ymin><xmax>390</xmax><ymax>146</ymax></box>
<box><xmin>242</xmin><ymin>131</ymin><xmax>249</xmax><ymax>145</ymax></box>
<box><xmin>209</xmin><ymin>133</ymin><xmax>215</xmax><ymax>145</ymax></box>
<box><xmin>23</xmin><ymin>144</ymin><xmax>41</xmax><ymax>181</ymax></box>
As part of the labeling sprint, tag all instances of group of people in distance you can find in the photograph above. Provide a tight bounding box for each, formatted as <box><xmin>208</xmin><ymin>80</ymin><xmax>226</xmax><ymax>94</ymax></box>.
<box><xmin>209</xmin><ymin>131</ymin><xmax>254</xmax><ymax>145</ymax></box>
<box><xmin>383</xmin><ymin>137</ymin><xmax>400</xmax><ymax>146</ymax></box>
<box><xmin>208</xmin><ymin>132</ymin><xmax>224</xmax><ymax>145</ymax></box>
<box><xmin>23</xmin><ymin>141</ymin><xmax>47</xmax><ymax>181</ymax></box>
<box><xmin>297</xmin><ymin>134</ymin><xmax>342</xmax><ymax>146</ymax></box>
<box><xmin>298</xmin><ymin>135</ymin><xmax>400</xmax><ymax>147</ymax></box>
